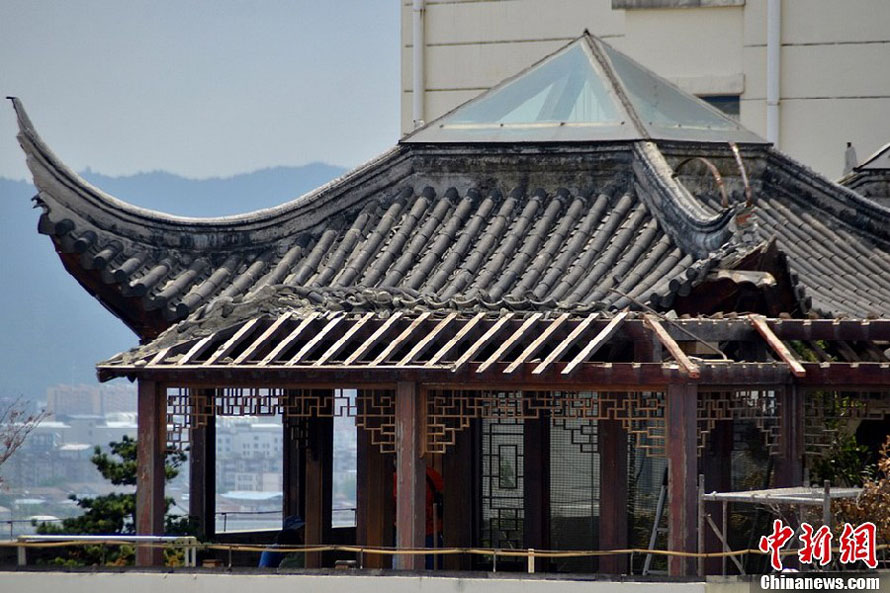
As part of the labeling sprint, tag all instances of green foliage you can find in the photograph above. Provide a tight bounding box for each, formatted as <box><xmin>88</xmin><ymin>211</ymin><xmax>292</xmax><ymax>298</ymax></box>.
<box><xmin>35</xmin><ymin>436</ymin><xmax>195</xmax><ymax>565</ymax></box>
<box><xmin>811</xmin><ymin>433</ymin><xmax>874</xmax><ymax>488</ymax></box>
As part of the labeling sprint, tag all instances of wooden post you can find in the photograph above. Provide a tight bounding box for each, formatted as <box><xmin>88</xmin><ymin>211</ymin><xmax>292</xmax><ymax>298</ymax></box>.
<box><xmin>395</xmin><ymin>381</ymin><xmax>425</xmax><ymax>570</ymax></box>
<box><xmin>356</xmin><ymin>404</ymin><xmax>392</xmax><ymax>569</ymax></box>
<box><xmin>304</xmin><ymin>399</ymin><xmax>333</xmax><ymax>568</ymax></box>
<box><xmin>667</xmin><ymin>383</ymin><xmax>698</xmax><ymax>577</ymax></box>
<box><xmin>282</xmin><ymin>413</ymin><xmax>305</xmax><ymax>524</ymax></box>
<box><xmin>702</xmin><ymin>419</ymin><xmax>732</xmax><ymax>574</ymax></box>
<box><xmin>443</xmin><ymin>422</ymin><xmax>474</xmax><ymax>570</ymax></box>
<box><xmin>775</xmin><ymin>386</ymin><xmax>803</xmax><ymax>487</ymax></box>
<box><xmin>136</xmin><ymin>380</ymin><xmax>166</xmax><ymax>566</ymax></box>
<box><xmin>599</xmin><ymin>418</ymin><xmax>628</xmax><ymax>574</ymax></box>
<box><xmin>189</xmin><ymin>408</ymin><xmax>216</xmax><ymax>541</ymax></box>
<box><xmin>524</xmin><ymin>415</ymin><xmax>550</xmax><ymax>571</ymax></box>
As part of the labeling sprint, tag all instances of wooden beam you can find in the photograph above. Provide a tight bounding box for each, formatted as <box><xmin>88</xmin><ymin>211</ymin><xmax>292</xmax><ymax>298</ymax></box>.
<box><xmin>188</xmin><ymin>395</ymin><xmax>216</xmax><ymax>541</ymax></box>
<box><xmin>443</xmin><ymin>421</ymin><xmax>474</xmax><ymax>570</ymax></box>
<box><xmin>371</xmin><ymin>312</ymin><xmax>431</xmax><ymax>365</ymax></box>
<box><xmin>598</xmin><ymin>418</ymin><xmax>628</xmax><ymax>574</ymax></box>
<box><xmin>562</xmin><ymin>311</ymin><xmax>628</xmax><ymax>375</ymax></box>
<box><xmin>398</xmin><ymin>312</ymin><xmax>458</xmax><ymax>366</ymax></box>
<box><xmin>775</xmin><ymin>386</ymin><xmax>804</xmax><ymax>487</ymax></box>
<box><xmin>233</xmin><ymin>312</ymin><xmax>293</xmax><ymax>364</ymax></box>
<box><xmin>356</xmin><ymin>416</ymin><xmax>391</xmax><ymax>569</ymax></box>
<box><xmin>135</xmin><ymin>380</ymin><xmax>165</xmax><ymax>566</ymax></box>
<box><xmin>344</xmin><ymin>312</ymin><xmax>403</xmax><ymax>365</ymax></box>
<box><xmin>282</xmin><ymin>400</ymin><xmax>305</xmax><ymax>528</ymax></box>
<box><xmin>427</xmin><ymin>312</ymin><xmax>485</xmax><ymax>365</ymax></box>
<box><xmin>750</xmin><ymin>315</ymin><xmax>806</xmax><ymax>377</ymax></box>
<box><xmin>524</xmin><ymin>416</ymin><xmax>550</xmax><ymax>570</ymax></box>
<box><xmin>702</xmin><ymin>419</ymin><xmax>732</xmax><ymax>575</ymax></box>
<box><xmin>394</xmin><ymin>382</ymin><xmax>425</xmax><ymax>570</ymax></box>
<box><xmin>287</xmin><ymin>314</ymin><xmax>344</xmax><ymax>365</ymax></box>
<box><xmin>504</xmin><ymin>313</ymin><xmax>569</xmax><ymax>374</ymax></box>
<box><xmin>260</xmin><ymin>312</ymin><xmax>321</xmax><ymax>365</ymax></box>
<box><xmin>667</xmin><ymin>383</ymin><xmax>698</xmax><ymax>577</ymax></box>
<box><xmin>532</xmin><ymin>313</ymin><xmax>597</xmax><ymax>375</ymax></box>
<box><xmin>204</xmin><ymin>318</ymin><xmax>260</xmax><ymax>365</ymax></box>
<box><xmin>451</xmin><ymin>313</ymin><xmax>513</xmax><ymax>372</ymax></box>
<box><xmin>644</xmin><ymin>314</ymin><xmax>701</xmax><ymax>379</ymax></box>
<box><xmin>304</xmin><ymin>409</ymin><xmax>333</xmax><ymax>568</ymax></box>
<box><xmin>476</xmin><ymin>313</ymin><xmax>542</xmax><ymax>374</ymax></box>
<box><xmin>314</xmin><ymin>312</ymin><xmax>374</xmax><ymax>366</ymax></box>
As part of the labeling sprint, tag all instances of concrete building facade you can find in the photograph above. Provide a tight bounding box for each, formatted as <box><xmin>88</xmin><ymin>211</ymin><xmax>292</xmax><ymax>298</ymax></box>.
<box><xmin>400</xmin><ymin>0</ymin><xmax>890</xmax><ymax>178</ymax></box>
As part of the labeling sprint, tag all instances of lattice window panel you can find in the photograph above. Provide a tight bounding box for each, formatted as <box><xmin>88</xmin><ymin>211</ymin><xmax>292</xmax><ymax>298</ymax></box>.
<box><xmin>697</xmin><ymin>389</ymin><xmax>781</xmax><ymax>455</ymax></box>
<box><xmin>427</xmin><ymin>390</ymin><xmax>666</xmax><ymax>456</ymax></box>
<box><xmin>481</xmin><ymin>418</ymin><xmax>525</xmax><ymax>551</ymax></box>
<box><xmin>163</xmin><ymin>387</ymin><xmax>394</xmax><ymax>452</ymax></box>
<box><xmin>803</xmin><ymin>390</ymin><xmax>890</xmax><ymax>462</ymax></box>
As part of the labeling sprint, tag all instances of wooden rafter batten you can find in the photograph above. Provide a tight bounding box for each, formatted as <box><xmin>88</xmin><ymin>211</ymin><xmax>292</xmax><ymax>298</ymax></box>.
<box><xmin>428</xmin><ymin>311</ymin><xmax>485</xmax><ymax>365</ymax></box>
<box><xmin>398</xmin><ymin>312</ymin><xmax>458</xmax><ymax>366</ymax></box>
<box><xmin>477</xmin><ymin>312</ymin><xmax>542</xmax><ymax>374</ymax></box>
<box><xmin>562</xmin><ymin>310</ymin><xmax>628</xmax><ymax>375</ymax></box>
<box><xmin>452</xmin><ymin>312</ymin><xmax>514</xmax><ymax>372</ymax></box>
<box><xmin>287</xmin><ymin>314</ymin><xmax>345</xmax><ymax>366</ymax></box>
<box><xmin>751</xmin><ymin>315</ymin><xmax>806</xmax><ymax>377</ymax></box>
<box><xmin>533</xmin><ymin>313</ymin><xmax>598</xmax><ymax>375</ymax></box>
<box><xmin>233</xmin><ymin>312</ymin><xmax>294</xmax><ymax>364</ymax></box>
<box><xmin>344</xmin><ymin>312</ymin><xmax>403</xmax><ymax>366</ymax></box>
<box><xmin>644</xmin><ymin>314</ymin><xmax>701</xmax><ymax>379</ymax></box>
<box><xmin>260</xmin><ymin>312</ymin><xmax>321</xmax><ymax>366</ymax></box>
<box><xmin>314</xmin><ymin>311</ymin><xmax>374</xmax><ymax>366</ymax></box>
<box><xmin>504</xmin><ymin>313</ymin><xmax>570</xmax><ymax>374</ymax></box>
<box><xmin>370</xmin><ymin>312</ymin><xmax>431</xmax><ymax>366</ymax></box>
<box><xmin>204</xmin><ymin>318</ymin><xmax>261</xmax><ymax>366</ymax></box>
<box><xmin>177</xmin><ymin>335</ymin><xmax>215</xmax><ymax>366</ymax></box>
<box><xmin>147</xmin><ymin>347</ymin><xmax>171</xmax><ymax>367</ymax></box>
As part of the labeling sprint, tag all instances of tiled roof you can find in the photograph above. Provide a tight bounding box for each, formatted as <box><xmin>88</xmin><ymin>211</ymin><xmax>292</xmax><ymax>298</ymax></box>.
<box><xmin>668</xmin><ymin>143</ymin><xmax>890</xmax><ymax>318</ymax></box>
<box><xmin>13</xmin><ymin>97</ymin><xmax>745</xmax><ymax>340</ymax></box>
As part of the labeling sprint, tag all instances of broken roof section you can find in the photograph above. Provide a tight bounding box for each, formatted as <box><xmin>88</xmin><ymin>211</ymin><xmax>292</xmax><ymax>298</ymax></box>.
<box><xmin>403</xmin><ymin>32</ymin><xmax>765</xmax><ymax>145</ymax></box>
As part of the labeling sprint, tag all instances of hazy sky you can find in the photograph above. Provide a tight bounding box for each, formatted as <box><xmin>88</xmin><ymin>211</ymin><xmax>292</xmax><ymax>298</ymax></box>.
<box><xmin>0</xmin><ymin>1</ymin><xmax>401</xmax><ymax>181</ymax></box>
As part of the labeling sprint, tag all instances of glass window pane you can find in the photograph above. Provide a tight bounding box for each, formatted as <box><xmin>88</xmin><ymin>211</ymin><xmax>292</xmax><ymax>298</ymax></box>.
<box><xmin>604</xmin><ymin>44</ymin><xmax>738</xmax><ymax>131</ymax></box>
<box><xmin>446</xmin><ymin>43</ymin><xmax>623</xmax><ymax>127</ymax></box>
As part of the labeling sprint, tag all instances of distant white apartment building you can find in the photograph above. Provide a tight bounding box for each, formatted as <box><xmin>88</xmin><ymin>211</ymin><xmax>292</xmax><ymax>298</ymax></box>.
<box><xmin>400</xmin><ymin>0</ymin><xmax>890</xmax><ymax>178</ymax></box>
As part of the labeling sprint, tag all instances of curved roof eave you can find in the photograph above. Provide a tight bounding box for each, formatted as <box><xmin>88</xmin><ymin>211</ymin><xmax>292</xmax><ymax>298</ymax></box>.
<box><xmin>9</xmin><ymin>97</ymin><xmax>411</xmax><ymax>245</ymax></box>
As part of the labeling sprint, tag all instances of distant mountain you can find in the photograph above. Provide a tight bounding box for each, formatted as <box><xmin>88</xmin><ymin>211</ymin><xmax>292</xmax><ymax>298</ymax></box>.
<box><xmin>0</xmin><ymin>164</ymin><xmax>346</xmax><ymax>400</ymax></box>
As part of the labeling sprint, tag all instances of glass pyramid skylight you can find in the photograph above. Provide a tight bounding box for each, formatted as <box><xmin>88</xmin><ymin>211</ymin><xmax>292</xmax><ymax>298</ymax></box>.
<box><xmin>403</xmin><ymin>33</ymin><xmax>765</xmax><ymax>144</ymax></box>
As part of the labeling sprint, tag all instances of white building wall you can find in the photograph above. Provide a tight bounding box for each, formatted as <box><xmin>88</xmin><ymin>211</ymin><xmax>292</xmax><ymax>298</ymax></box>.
<box><xmin>401</xmin><ymin>0</ymin><xmax>890</xmax><ymax>178</ymax></box>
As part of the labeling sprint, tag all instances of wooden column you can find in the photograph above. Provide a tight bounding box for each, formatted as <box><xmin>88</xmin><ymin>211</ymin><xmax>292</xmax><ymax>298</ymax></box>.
<box><xmin>356</xmin><ymin>414</ymin><xmax>392</xmax><ymax>568</ymax></box>
<box><xmin>702</xmin><ymin>420</ymin><xmax>732</xmax><ymax>574</ymax></box>
<box><xmin>282</xmin><ymin>414</ymin><xmax>306</xmax><ymax>523</ymax></box>
<box><xmin>189</xmin><ymin>411</ymin><xmax>216</xmax><ymax>541</ymax></box>
<box><xmin>443</xmin><ymin>421</ymin><xmax>475</xmax><ymax>570</ymax></box>
<box><xmin>136</xmin><ymin>380</ymin><xmax>166</xmax><ymax>566</ymax></box>
<box><xmin>775</xmin><ymin>386</ymin><xmax>803</xmax><ymax>488</ymax></box>
<box><xmin>395</xmin><ymin>381</ymin><xmax>425</xmax><ymax>570</ymax></box>
<box><xmin>524</xmin><ymin>415</ymin><xmax>550</xmax><ymax>570</ymax></box>
<box><xmin>667</xmin><ymin>383</ymin><xmax>698</xmax><ymax>577</ymax></box>
<box><xmin>304</xmin><ymin>403</ymin><xmax>333</xmax><ymax>568</ymax></box>
<box><xmin>599</xmin><ymin>418</ymin><xmax>628</xmax><ymax>574</ymax></box>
